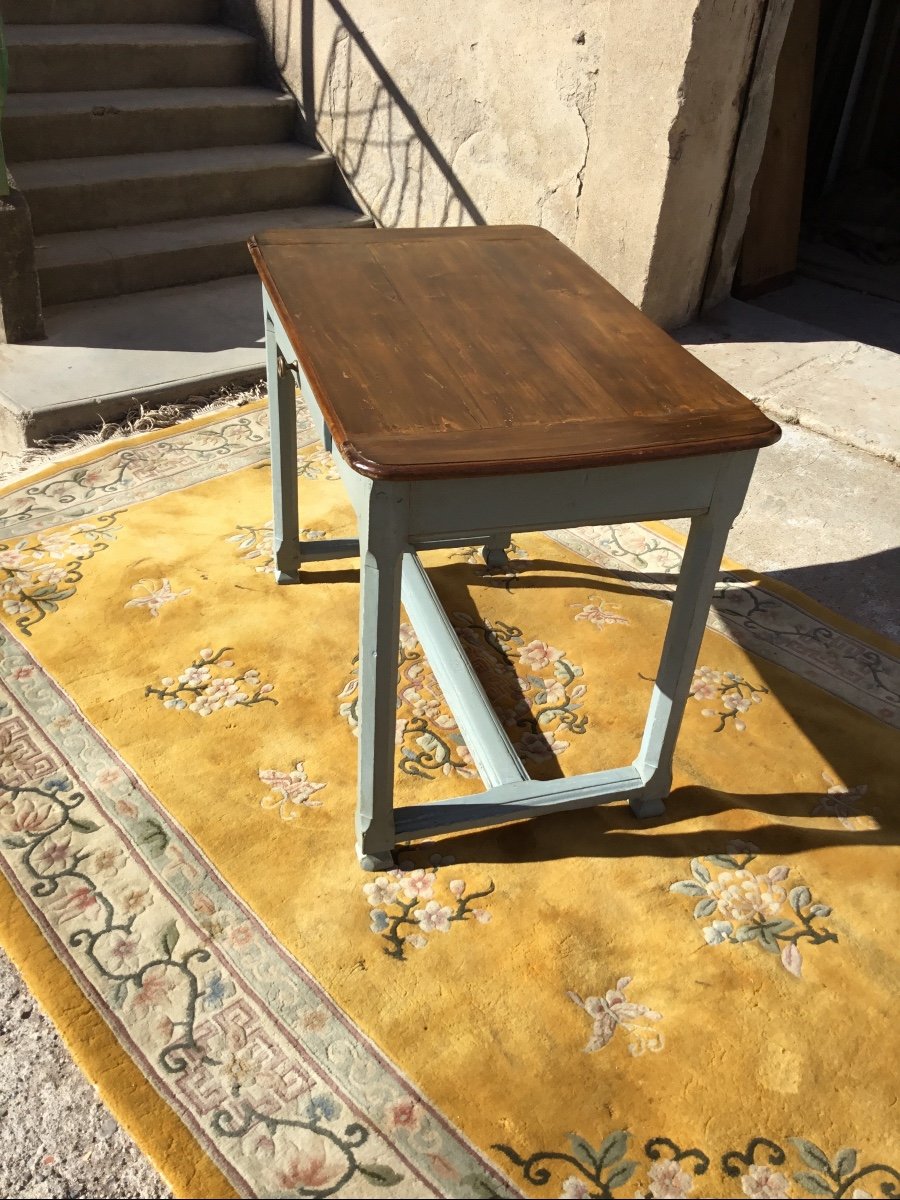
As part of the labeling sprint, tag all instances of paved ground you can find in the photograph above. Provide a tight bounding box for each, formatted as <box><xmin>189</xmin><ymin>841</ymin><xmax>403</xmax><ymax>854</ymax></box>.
<box><xmin>0</xmin><ymin>957</ymin><xmax>171</xmax><ymax>1199</ymax></box>
<box><xmin>0</xmin><ymin>277</ymin><xmax>267</xmax><ymax>453</ymax></box>
<box><xmin>678</xmin><ymin>295</ymin><xmax>900</xmax><ymax>465</ymax></box>
<box><xmin>672</xmin><ymin>419</ymin><xmax>899</xmax><ymax>641</ymax></box>
<box><xmin>0</xmin><ymin>279</ymin><xmax>897</xmax><ymax>1196</ymax></box>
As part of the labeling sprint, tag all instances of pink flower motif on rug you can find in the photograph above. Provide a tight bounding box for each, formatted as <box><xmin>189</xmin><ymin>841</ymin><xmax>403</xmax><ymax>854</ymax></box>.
<box><xmin>567</xmin><ymin>977</ymin><xmax>664</xmax><ymax>1056</ymax></box>
<box><xmin>689</xmin><ymin>666</ymin><xmax>768</xmax><ymax>733</ymax></box>
<box><xmin>573</xmin><ymin>595</ymin><xmax>630</xmax><ymax>632</ymax></box>
<box><xmin>740</xmin><ymin>1162</ymin><xmax>790</xmax><ymax>1198</ymax></box>
<box><xmin>227</xmin><ymin>518</ymin><xmax>328</xmax><ymax>574</ymax></box>
<box><xmin>124</xmin><ymin>578</ymin><xmax>190</xmax><ymax>618</ymax></box>
<box><xmin>258</xmin><ymin>762</ymin><xmax>326</xmax><ymax>820</ymax></box>
<box><xmin>670</xmin><ymin>852</ymin><xmax>838</xmax><ymax>977</ymax></box>
<box><xmin>363</xmin><ymin>860</ymin><xmax>494</xmax><ymax>961</ymax></box>
<box><xmin>0</xmin><ymin>514</ymin><xmax>121</xmax><ymax>636</ymax></box>
<box><xmin>145</xmin><ymin>647</ymin><xmax>276</xmax><ymax>715</ymax></box>
<box><xmin>812</xmin><ymin>771</ymin><xmax>872</xmax><ymax>830</ymax></box>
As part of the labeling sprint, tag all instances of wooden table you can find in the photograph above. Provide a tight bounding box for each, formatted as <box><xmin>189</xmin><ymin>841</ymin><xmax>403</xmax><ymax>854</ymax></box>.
<box><xmin>249</xmin><ymin>225</ymin><xmax>780</xmax><ymax>869</ymax></box>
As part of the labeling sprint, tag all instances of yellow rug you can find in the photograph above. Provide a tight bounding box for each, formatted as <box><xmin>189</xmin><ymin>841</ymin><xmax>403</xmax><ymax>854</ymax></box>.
<box><xmin>0</xmin><ymin>400</ymin><xmax>897</xmax><ymax>1200</ymax></box>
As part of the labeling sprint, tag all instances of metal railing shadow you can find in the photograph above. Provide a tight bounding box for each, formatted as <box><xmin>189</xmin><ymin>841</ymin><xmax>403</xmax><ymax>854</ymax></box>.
<box><xmin>259</xmin><ymin>0</ymin><xmax>485</xmax><ymax>227</ymax></box>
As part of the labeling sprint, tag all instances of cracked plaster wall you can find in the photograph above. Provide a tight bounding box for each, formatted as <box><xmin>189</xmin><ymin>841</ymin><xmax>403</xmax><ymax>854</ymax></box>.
<box><xmin>244</xmin><ymin>0</ymin><xmax>764</xmax><ymax>328</ymax></box>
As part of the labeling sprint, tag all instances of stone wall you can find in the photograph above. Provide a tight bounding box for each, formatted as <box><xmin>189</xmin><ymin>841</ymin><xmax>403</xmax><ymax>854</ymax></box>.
<box><xmin>229</xmin><ymin>0</ymin><xmax>769</xmax><ymax>328</ymax></box>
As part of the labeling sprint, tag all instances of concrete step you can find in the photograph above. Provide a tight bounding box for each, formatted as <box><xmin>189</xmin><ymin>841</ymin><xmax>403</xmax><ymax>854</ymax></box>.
<box><xmin>4</xmin><ymin>88</ymin><xmax>295</xmax><ymax>162</ymax></box>
<box><xmin>15</xmin><ymin>144</ymin><xmax>335</xmax><ymax>236</ymax></box>
<box><xmin>36</xmin><ymin>206</ymin><xmax>374</xmax><ymax>304</ymax></box>
<box><xmin>3</xmin><ymin>0</ymin><xmax>220</xmax><ymax>21</ymax></box>
<box><xmin>5</xmin><ymin>25</ymin><xmax>256</xmax><ymax>93</ymax></box>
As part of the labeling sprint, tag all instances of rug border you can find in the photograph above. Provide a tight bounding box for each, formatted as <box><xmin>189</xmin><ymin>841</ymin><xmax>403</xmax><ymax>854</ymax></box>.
<box><xmin>0</xmin><ymin>399</ymin><xmax>267</xmax><ymax>498</ymax></box>
<box><xmin>0</xmin><ymin>869</ymin><xmax>239</xmax><ymax>1200</ymax></box>
<box><xmin>644</xmin><ymin>518</ymin><xmax>900</xmax><ymax>659</ymax></box>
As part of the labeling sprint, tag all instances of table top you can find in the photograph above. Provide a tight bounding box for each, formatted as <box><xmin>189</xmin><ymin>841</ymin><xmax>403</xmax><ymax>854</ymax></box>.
<box><xmin>249</xmin><ymin>225</ymin><xmax>780</xmax><ymax>481</ymax></box>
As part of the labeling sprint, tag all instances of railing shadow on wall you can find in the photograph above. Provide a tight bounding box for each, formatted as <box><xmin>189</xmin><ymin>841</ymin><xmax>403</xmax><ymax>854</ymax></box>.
<box><xmin>261</xmin><ymin>0</ymin><xmax>485</xmax><ymax>227</ymax></box>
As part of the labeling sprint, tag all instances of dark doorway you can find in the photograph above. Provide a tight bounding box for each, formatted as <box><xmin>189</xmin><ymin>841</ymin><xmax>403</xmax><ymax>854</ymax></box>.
<box><xmin>736</xmin><ymin>0</ymin><xmax>900</xmax><ymax>306</ymax></box>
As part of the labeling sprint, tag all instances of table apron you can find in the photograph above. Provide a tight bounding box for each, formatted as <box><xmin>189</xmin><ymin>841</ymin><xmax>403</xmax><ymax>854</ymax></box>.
<box><xmin>403</xmin><ymin>456</ymin><xmax>729</xmax><ymax>540</ymax></box>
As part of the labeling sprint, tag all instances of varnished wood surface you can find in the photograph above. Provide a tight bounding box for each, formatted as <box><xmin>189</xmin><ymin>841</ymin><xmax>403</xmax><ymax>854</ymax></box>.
<box><xmin>249</xmin><ymin>225</ymin><xmax>780</xmax><ymax>481</ymax></box>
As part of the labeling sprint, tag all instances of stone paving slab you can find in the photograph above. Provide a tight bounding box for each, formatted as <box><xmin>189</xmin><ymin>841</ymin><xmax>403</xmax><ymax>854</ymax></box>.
<box><xmin>678</xmin><ymin>297</ymin><xmax>900</xmax><ymax>464</ymax></box>
<box><xmin>0</xmin><ymin>276</ymin><xmax>266</xmax><ymax>453</ymax></box>
<box><xmin>750</xmin><ymin>276</ymin><xmax>900</xmax><ymax>356</ymax></box>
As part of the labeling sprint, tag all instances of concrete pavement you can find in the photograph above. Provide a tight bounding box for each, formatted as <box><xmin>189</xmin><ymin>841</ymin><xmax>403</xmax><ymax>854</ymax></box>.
<box><xmin>678</xmin><ymin>295</ymin><xmax>900</xmax><ymax>465</ymax></box>
<box><xmin>0</xmin><ymin>277</ymin><xmax>266</xmax><ymax>452</ymax></box>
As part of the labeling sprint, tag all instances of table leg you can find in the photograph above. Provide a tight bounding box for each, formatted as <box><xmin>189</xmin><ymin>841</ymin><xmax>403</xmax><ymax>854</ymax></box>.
<box><xmin>355</xmin><ymin>485</ymin><xmax>409</xmax><ymax>870</ymax></box>
<box><xmin>265</xmin><ymin>313</ymin><xmax>301</xmax><ymax>584</ymax></box>
<box><xmin>631</xmin><ymin>452</ymin><xmax>757</xmax><ymax>818</ymax></box>
<box><xmin>481</xmin><ymin>532</ymin><xmax>512</xmax><ymax>571</ymax></box>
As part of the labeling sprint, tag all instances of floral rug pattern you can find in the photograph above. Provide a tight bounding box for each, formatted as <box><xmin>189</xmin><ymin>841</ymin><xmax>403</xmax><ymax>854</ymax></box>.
<box><xmin>1</xmin><ymin>513</ymin><xmax>121</xmax><ymax>636</ymax></box>
<box><xmin>496</xmin><ymin>1130</ymin><xmax>898</xmax><ymax>1199</ymax></box>
<box><xmin>0</xmin><ymin>403</ymin><xmax>897</xmax><ymax>1198</ymax></box>
<box><xmin>362</xmin><ymin>863</ymin><xmax>494</xmax><ymax>962</ymax></box>
<box><xmin>669</xmin><ymin>852</ymin><xmax>837</xmax><ymax>978</ymax></box>
<box><xmin>339</xmin><ymin>615</ymin><xmax>589</xmax><ymax>778</ymax></box>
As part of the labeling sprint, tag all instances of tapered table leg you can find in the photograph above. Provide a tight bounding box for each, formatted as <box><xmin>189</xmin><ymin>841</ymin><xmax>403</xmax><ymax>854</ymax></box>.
<box><xmin>265</xmin><ymin>308</ymin><xmax>301</xmax><ymax>584</ymax></box>
<box><xmin>631</xmin><ymin>451</ymin><xmax>757</xmax><ymax>817</ymax></box>
<box><xmin>481</xmin><ymin>532</ymin><xmax>512</xmax><ymax>570</ymax></box>
<box><xmin>355</xmin><ymin>484</ymin><xmax>409</xmax><ymax>870</ymax></box>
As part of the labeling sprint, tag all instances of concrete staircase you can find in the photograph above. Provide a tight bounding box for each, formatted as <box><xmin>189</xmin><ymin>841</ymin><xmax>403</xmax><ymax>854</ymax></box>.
<box><xmin>3</xmin><ymin>0</ymin><xmax>370</xmax><ymax>307</ymax></box>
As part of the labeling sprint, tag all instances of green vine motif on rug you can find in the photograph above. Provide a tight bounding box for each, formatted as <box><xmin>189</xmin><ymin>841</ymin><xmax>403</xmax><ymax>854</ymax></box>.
<box><xmin>0</xmin><ymin>775</ymin><xmax>411</xmax><ymax>1197</ymax></box>
<box><xmin>0</xmin><ymin>413</ymin><xmax>271</xmax><ymax>531</ymax></box>
<box><xmin>0</xmin><ymin>776</ymin><xmax>214</xmax><ymax>1074</ymax></box>
<box><xmin>495</xmin><ymin>1128</ymin><xmax>899</xmax><ymax>1198</ymax></box>
<box><xmin>340</xmin><ymin>616</ymin><xmax>587</xmax><ymax>780</ymax></box>
<box><xmin>363</xmin><ymin>863</ymin><xmax>494</xmax><ymax>961</ymax></box>
<box><xmin>212</xmin><ymin>1097</ymin><xmax>405</xmax><ymax>1197</ymax></box>
<box><xmin>494</xmin><ymin>1129</ymin><xmax>710</xmax><ymax>1197</ymax></box>
<box><xmin>591</xmin><ymin>524</ymin><xmax>683</xmax><ymax>574</ymax></box>
<box><xmin>0</xmin><ymin>512</ymin><xmax>121</xmax><ymax>636</ymax></box>
<box><xmin>714</xmin><ymin>579</ymin><xmax>900</xmax><ymax>712</ymax></box>
<box><xmin>723</xmin><ymin>1136</ymin><xmax>899</xmax><ymax>1199</ymax></box>
<box><xmin>688</xmin><ymin>666</ymin><xmax>769</xmax><ymax>732</ymax></box>
<box><xmin>145</xmin><ymin>647</ymin><xmax>277</xmax><ymax>715</ymax></box>
<box><xmin>670</xmin><ymin>852</ymin><xmax>837</xmax><ymax>977</ymax></box>
<box><xmin>0</xmin><ymin>463</ymin><xmax>136</xmax><ymax>530</ymax></box>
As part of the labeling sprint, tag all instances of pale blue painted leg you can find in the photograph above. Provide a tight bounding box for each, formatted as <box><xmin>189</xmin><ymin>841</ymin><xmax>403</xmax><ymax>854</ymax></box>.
<box><xmin>631</xmin><ymin>451</ymin><xmax>757</xmax><ymax>818</ymax></box>
<box><xmin>355</xmin><ymin>483</ymin><xmax>410</xmax><ymax>870</ymax></box>
<box><xmin>265</xmin><ymin>313</ymin><xmax>301</xmax><ymax>584</ymax></box>
<box><xmin>481</xmin><ymin>532</ymin><xmax>511</xmax><ymax>570</ymax></box>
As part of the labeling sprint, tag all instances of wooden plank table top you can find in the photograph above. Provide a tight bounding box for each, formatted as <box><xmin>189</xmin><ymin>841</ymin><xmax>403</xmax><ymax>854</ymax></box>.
<box><xmin>249</xmin><ymin>225</ymin><xmax>780</xmax><ymax>481</ymax></box>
